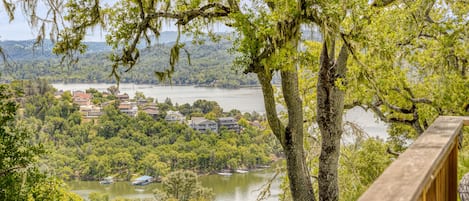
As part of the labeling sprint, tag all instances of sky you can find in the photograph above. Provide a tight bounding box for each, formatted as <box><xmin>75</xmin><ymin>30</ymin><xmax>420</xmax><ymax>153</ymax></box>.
<box><xmin>1</xmin><ymin>6</ymin><xmax>113</xmax><ymax>42</ymax></box>
<box><xmin>0</xmin><ymin>4</ymin><xmax>229</xmax><ymax>42</ymax></box>
<box><xmin>0</xmin><ymin>10</ymin><xmax>39</xmax><ymax>41</ymax></box>
<box><xmin>0</xmin><ymin>0</ymin><xmax>115</xmax><ymax>41</ymax></box>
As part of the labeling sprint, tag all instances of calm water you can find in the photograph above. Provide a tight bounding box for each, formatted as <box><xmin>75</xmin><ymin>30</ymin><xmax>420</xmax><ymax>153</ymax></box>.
<box><xmin>68</xmin><ymin>167</ymin><xmax>282</xmax><ymax>201</ymax></box>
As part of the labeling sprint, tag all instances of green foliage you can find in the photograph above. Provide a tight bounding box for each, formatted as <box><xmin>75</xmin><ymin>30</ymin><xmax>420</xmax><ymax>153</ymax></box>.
<box><xmin>339</xmin><ymin>137</ymin><xmax>393</xmax><ymax>200</ymax></box>
<box><xmin>154</xmin><ymin>170</ymin><xmax>214</xmax><ymax>201</ymax></box>
<box><xmin>344</xmin><ymin>0</ymin><xmax>469</xmax><ymax>142</ymax></box>
<box><xmin>89</xmin><ymin>192</ymin><xmax>110</xmax><ymax>201</ymax></box>
<box><xmin>0</xmin><ymin>82</ymin><xmax>81</xmax><ymax>200</ymax></box>
<box><xmin>0</xmin><ymin>84</ymin><xmax>44</xmax><ymax>200</ymax></box>
<box><xmin>458</xmin><ymin>128</ymin><xmax>469</xmax><ymax>182</ymax></box>
<box><xmin>4</xmin><ymin>0</ymin><xmax>467</xmax><ymax>200</ymax></box>
<box><xmin>10</xmin><ymin>80</ymin><xmax>275</xmax><ymax>181</ymax></box>
<box><xmin>27</xmin><ymin>178</ymin><xmax>83</xmax><ymax>201</ymax></box>
<box><xmin>193</xmin><ymin>99</ymin><xmax>222</xmax><ymax>115</ymax></box>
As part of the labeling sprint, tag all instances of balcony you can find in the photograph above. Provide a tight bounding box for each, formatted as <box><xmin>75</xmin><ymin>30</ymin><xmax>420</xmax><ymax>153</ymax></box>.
<box><xmin>359</xmin><ymin>116</ymin><xmax>469</xmax><ymax>201</ymax></box>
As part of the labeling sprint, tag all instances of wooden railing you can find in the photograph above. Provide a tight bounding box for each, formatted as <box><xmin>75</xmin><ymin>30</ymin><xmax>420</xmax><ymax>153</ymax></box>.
<box><xmin>358</xmin><ymin>116</ymin><xmax>469</xmax><ymax>201</ymax></box>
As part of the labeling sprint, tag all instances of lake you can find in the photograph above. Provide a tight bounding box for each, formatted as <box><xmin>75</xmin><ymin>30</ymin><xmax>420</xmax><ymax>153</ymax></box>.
<box><xmin>68</xmin><ymin>166</ymin><xmax>283</xmax><ymax>201</ymax></box>
<box><xmin>54</xmin><ymin>83</ymin><xmax>388</xmax><ymax>200</ymax></box>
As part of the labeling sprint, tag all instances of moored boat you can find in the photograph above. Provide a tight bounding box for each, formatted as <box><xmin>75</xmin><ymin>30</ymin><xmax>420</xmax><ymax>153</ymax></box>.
<box><xmin>217</xmin><ymin>172</ymin><xmax>233</xmax><ymax>176</ymax></box>
<box><xmin>235</xmin><ymin>169</ymin><xmax>248</xmax><ymax>174</ymax></box>
<box><xmin>131</xmin><ymin>175</ymin><xmax>154</xmax><ymax>186</ymax></box>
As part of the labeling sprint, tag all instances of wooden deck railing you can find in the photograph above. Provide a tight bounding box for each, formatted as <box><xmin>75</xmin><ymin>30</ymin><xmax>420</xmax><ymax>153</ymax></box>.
<box><xmin>358</xmin><ymin>116</ymin><xmax>469</xmax><ymax>201</ymax></box>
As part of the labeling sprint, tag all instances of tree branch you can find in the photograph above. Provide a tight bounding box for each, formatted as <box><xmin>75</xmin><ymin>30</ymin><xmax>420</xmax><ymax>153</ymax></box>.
<box><xmin>386</xmin><ymin>147</ymin><xmax>400</xmax><ymax>157</ymax></box>
<box><xmin>257</xmin><ymin>69</ymin><xmax>285</xmax><ymax>146</ymax></box>
<box><xmin>0</xmin><ymin>165</ymin><xmax>27</xmax><ymax>177</ymax></box>
<box><xmin>367</xmin><ymin>103</ymin><xmax>415</xmax><ymax>126</ymax></box>
<box><xmin>148</xmin><ymin>3</ymin><xmax>231</xmax><ymax>26</ymax></box>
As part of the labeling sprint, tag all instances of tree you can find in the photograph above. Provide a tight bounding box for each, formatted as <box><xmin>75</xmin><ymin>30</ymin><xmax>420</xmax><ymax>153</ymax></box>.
<box><xmin>154</xmin><ymin>170</ymin><xmax>213</xmax><ymax>201</ymax></box>
<box><xmin>89</xmin><ymin>192</ymin><xmax>109</xmax><ymax>201</ymax></box>
<box><xmin>49</xmin><ymin>0</ymin><xmax>466</xmax><ymax>201</ymax></box>
<box><xmin>0</xmin><ymin>83</ymin><xmax>81</xmax><ymax>200</ymax></box>
<box><xmin>107</xmin><ymin>85</ymin><xmax>120</xmax><ymax>96</ymax></box>
<box><xmin>134</xmin><ymin>91</ymin><xmax>146</xmax><ymax>100</ymax></box>
<box><xmin>0</xmin><ymin>84</ymin><xmax>43</xmax><ymax>199</ymax></box>
<box><xmin>27</xmin><ymin>178</ymin><xmax>83</xmax><ymax>201</ymax></box>
<box><xmin>54</xmin><ymin>1</ymin><xmax>315</xmax><ymax>199</ymax></box>
<box><xmin>343</xmin><ymin>0</ymin><xmax>469</xmax><ymax>149</ymax></box>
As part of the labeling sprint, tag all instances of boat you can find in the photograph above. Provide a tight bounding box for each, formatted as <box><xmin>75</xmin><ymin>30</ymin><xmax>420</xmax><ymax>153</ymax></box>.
<box><xmin>99</xmin><ymin>176</ymin><xmax>114</xmax><ymax>184</ymax></box>
<box><xmin>132</xmin><ymin>175</ymin><xmax>154</xmax><ymax>186</ymax></box>
<box><xmin>235</xmin><ymin>169</ymin><xmax>249</xmax><ymax>174</ymax></box>
<box><xmin>217</xmin><ymin>172</ymin><xmax>233</xmax><ymax>176</ymax></box>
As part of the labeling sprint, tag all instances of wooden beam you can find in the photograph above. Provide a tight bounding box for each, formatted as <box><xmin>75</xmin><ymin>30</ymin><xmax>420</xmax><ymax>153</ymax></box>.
<box><xmin>358</xmin><ymin>116</ymin><xmax>466</xmax><ymax>201</ymax></box>
<box><xmin>462</xmin><ymin>116</ymin><xmax>469</xmax><ymax>126</ymax></box>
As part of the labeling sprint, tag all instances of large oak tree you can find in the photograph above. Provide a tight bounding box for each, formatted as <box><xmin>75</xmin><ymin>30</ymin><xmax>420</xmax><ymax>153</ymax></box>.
<box><xmin>3</xmin><ymin>0</ymin><xmax>466</xmax><ymax>200</ymax></box>
<box><xmin>50</xmin><ymin>0</ymin><xmax>422</xmax><ymax>201</ymax></box>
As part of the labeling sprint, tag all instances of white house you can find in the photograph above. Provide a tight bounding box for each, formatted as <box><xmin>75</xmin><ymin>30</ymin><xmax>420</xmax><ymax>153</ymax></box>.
<box><xmin>217</xmin><ymin>117</ymin><xmax>240</xmax><ymax>133</ymax></box>
<box><xmin>189</xmin><ymin>117</ymin><xmax>218</xmax><ymax>133</ymax></box>
<box><xmin>165</xmin><ymin>110</ymin><xmax>185</xmax><ymax>123</ymax></box>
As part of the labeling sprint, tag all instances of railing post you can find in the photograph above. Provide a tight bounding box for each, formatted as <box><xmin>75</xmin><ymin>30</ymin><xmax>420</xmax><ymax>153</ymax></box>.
<box><xmin>449</xmin><ymin>140</ymin><xmax>457</xmax><ymax>201</ymax></box>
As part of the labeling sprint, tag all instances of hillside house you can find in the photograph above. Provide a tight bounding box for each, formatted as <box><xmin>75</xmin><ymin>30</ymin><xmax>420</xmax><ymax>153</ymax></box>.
<box><xmin>137</xmin><ymin>98</ymin><xmax>150</xmax><ymax>106</ymax></box>
<box><xmin>217</xmin><ymin>117</ymin><xmax>240</xmax><ymax>133</ymax></box>
<box><xmin>80</xmin><ymin>105</ymin><xmax>103</xmax><ymax>119</ymax></box>
<box><xmin>189</xmin><ymin>117</ymin><xmax>218</xmax><ymax>133</ymax></box>
<box><xmin>73</xmin><ymin>91</ymin><xmax>92</xmax><ymax>106</ymax></box>
<box><xmin>142</xmin><ymin>105</ymin><xmax>160</xmax><ymax>120</ymax></box>
<box><xmin>165</xmin><ymin>110</ymin><xmax>185</xmax><ymax>123</ymax></box>
<box><xmin>119</xmin><ymin>101</ymin><xmax>138</xmax><ymax>117</ymax></box>
<box><xmin>117</xmin><ymin>93</ymin><xmax>130</xmax><ymax>101</ymax></box>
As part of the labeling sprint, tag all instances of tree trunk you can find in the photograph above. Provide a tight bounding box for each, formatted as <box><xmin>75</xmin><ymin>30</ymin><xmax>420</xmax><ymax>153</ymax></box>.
<box><xmin>317</xmin><ymin>43</ymin><xmax>349</xmax><ymax>201</ymax></box>
<box><xmin>257</xmin><ymin>69</ymin><xmax>315</xmax><ymax>201</ymax></box>
<box><xmin>282</xmin><ymin>70</ymin><xmax>315</xmax><ymax>201</ymax></box>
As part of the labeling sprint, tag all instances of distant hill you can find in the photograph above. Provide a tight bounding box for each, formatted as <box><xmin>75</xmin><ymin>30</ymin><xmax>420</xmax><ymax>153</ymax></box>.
<box><xmin>0</xmin><ymin>30</ymin><xmax>320</xmax><ymax>87</ymax></box>
<box><xmin>0</xmin><ymin>38</ymin><xmax>259</xmax><ymax>88</ymax></box>
<box><xmin>0</xmin><ymin>31</ymin><xmax>193</xmax><ymax>60</ymax></box>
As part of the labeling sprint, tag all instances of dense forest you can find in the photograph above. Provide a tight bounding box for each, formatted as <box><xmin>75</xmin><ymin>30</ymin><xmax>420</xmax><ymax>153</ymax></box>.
<box><xmin>0</xmin><ymin>37</ymin><xmax>260</xmax><ymax>88</ymax></box>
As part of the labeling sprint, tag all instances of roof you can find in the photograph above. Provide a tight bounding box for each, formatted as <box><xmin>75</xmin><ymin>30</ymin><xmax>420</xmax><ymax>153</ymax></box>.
<box><xmin>74</xmin><ymin>93</ymin><xmax>92</xmax><ymax>99</ymax></box>
<box><xmin>117</xmin><ymin>94</ymin><xmax>129</xmax><ymax>98</ymax></box>
<box><xmin>143</xmin><ymin>105</ymin><xmax>158</xmax><ymax>110</ymax></box>
<box><xmin>219</xmin><ymin>117</ymin><xmax>236</xmax><ymax>121</ymax></box>
<box><xmin>167</xmin><ymin>110</ymin><xmax>183</xmax><ymax>116</ymax></box>
<box><xmin>118</xmin><ymin>104</ymin><xmax>131</xmax><ymax>109</ymax></box>
<box><xmin>191</xmin><ymin>117</ymin><xmax>216</xmax><ymax>125</ymax></box>
<box><xmin>143</xmin><ymin>108</ymin><xmax>159</xmax><ymax>115</ymax></box>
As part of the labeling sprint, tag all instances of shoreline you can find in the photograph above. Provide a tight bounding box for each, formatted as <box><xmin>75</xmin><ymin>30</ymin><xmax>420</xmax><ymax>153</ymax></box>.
<box><xmin>50</xmin><ymin>82</ymin><xmax>263</xmax><ymax>90</ymax></box>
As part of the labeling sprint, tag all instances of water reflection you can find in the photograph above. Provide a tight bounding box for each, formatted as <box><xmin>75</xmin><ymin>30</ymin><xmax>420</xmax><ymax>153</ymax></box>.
<box><xmin>68</xmin><ymin>167</ymin><xmax>281</xmax><ymax>201</ymax></box>
<box><xmin>68</xmin><ymin>181</ymin><xmax>159</xmax><ymax>200</ymax></box>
